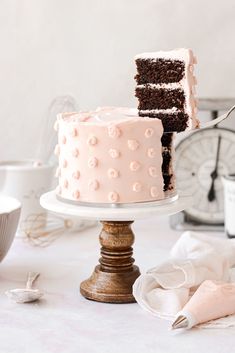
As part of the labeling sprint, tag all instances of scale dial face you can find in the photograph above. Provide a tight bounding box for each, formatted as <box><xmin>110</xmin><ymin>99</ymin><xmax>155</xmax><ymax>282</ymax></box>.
<box><xmin>175</xmin><ymin>127</ymin><xmax>235</xmax><ymax>224</ymax></box>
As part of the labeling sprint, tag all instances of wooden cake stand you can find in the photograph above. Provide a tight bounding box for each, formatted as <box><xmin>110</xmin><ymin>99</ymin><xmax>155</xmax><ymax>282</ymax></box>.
<box><xmin>40</xmin><ymin>191</ymin><xmax>192</xmax><ymax>304</ymax></box>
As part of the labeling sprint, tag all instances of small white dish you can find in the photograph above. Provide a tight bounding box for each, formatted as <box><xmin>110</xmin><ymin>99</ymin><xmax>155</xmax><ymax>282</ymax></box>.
<box><xmin>0</xmin><ymin>195</ymin><xmax>21</xmax><ymax>261</ymax></box>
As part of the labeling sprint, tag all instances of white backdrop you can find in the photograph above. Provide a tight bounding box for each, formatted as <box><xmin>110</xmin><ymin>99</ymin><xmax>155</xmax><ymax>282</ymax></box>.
<box><xmin>1</xmin><ymin>0</ymin><xmax>235</xmax><ymax>160</ymax></box>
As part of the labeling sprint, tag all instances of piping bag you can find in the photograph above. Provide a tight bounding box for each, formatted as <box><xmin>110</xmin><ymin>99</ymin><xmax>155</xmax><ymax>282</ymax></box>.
<box><xmin>172</xmin><ymin>280</ymin><xmax>235</xmax><ymax>330</ymax></box>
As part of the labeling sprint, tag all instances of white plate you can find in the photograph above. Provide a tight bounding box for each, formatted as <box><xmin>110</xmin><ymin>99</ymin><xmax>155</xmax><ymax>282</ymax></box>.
<box><xmin>40</xmin><ymin>190</ymin><xmax>192</xmax><ymax>221</ymax></box>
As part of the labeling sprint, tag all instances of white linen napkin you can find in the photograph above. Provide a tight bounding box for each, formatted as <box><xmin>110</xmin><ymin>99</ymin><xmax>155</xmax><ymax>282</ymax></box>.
<box><xmin>133</xmin><ymin>231</ymin><xmax>235</xmax><ymax>327</ymax></box>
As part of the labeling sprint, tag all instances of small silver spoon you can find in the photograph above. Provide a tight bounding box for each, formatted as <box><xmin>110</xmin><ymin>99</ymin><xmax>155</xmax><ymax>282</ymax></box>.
<box><xmin>5</xmin><ymin>272</ymin><xmax>44</xmax><ymax>303</ymax></box>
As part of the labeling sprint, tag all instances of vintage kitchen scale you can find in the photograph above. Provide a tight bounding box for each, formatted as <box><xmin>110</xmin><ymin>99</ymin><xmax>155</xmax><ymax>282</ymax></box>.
<box><xmin>40</xmin><ymin>104</ymin><xmax>234</xmax><ymax>304</ymax></box>
<box><xmin>171</xmin><ymin>99</ymin><xmax>235</xmax><ymax>231</ymax></box>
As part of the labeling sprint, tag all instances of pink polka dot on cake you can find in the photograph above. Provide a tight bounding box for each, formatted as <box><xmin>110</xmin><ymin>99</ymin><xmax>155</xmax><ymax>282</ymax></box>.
<box><xmin>109</xmin><ymin>149</ymin><xmax>120</xmax><ymax>159</ymax></box>
<box><xmin>127</xmin><ymin>139</ymin><xmax>139</xmax><ymax>151</ymax></box>
<box><xmin>88</xmin><ymin>179</ymin><xmax>99</xmax><ymax>191</ymax></box>
<box><xmin>107</xmin><ymin>168</ymin><xmax>119</xmax><ymax>179</ymax></box>
<box><xmin>87</xmin><ymin>135</ymin><xmax>98</xmax><ymax>146</ymax></box>
<box><xmin>88</xmin><ymin>157</ymin><xmax>98</xmax><ymax>168</ymax></box>
<box><xmin>69</xmin><ymin>127</ymin><xmax>78</xmax><ymax>137</ymax></box>
<box><xmin>108</xmin><ymin>191</ymin><xmax>119</xmax><ymax>203</ymax></box>
<box><xmin>72</xmin><ymin>148</ymin><xmax>79</xmax><ymax>157</ymax></box>
<box><xmin>108</xmin><ymin>124</ymin><xmax>121</xmax><ymax>139</ymax></box>
<box><xmin>149</xmin><ymin>166</ymin><xmax>158</xmax><ymax>177</ymax></box>
<box><xmin>73</xmin><ymin>190</ymin><xmax>80</xmax><ymax>199</ymax></box>
<box><xmin>130</xmin><ymin>161</ymin><xmax>140</xmax><ymax>172</ymax></box>
<box><xmin>63</xmin><ymin>179</ymin><xmax>69</xmax><ymax>188</ymax></box>
<box><xmin>150</xmin><ymin>186</ymin><xmax>159</xmax><ymax>198</ymax></box>
<box><xmin>72</xmin><ymin>170</ymin><xmax>80</xmax><ymax>180</ymax></box>
<box><xmin>133</xmin><ymin>182</ymin><xmax>142</xmax><ymax>192</ymax></box>
<box><xmin>145</xmin><ymin>128</ymin><xmax>154</xmax><ymax>138</ymax></box>
<box><xmin>147</xmin><ymin>148</ymin><xmax>155</xmax><ymax>158</ymax></box>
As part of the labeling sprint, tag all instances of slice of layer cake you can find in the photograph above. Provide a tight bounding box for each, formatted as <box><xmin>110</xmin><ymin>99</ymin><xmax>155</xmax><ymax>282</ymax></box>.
<box><xmin>135</xmin><ymin>48</ymin><xmax>199</xmax><ymax>132</ymax></box>
<box><xmin>54</xmin><ymin>108</ymin><xmax>166</xmax><ymax>204</ymax></box>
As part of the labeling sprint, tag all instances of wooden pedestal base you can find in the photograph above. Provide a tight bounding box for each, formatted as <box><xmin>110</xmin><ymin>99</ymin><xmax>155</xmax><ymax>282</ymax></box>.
<box><xmin>80</xmin><ymin>221</ymin><xmax>140</xmax><ymax>303</ymax></box>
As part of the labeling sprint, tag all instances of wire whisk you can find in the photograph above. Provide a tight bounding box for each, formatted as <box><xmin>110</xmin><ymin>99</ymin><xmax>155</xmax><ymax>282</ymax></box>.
<box><xmin>20</xmin><ymin>213</ymin><xmax>96</xmax><ymax>247</ymax></box>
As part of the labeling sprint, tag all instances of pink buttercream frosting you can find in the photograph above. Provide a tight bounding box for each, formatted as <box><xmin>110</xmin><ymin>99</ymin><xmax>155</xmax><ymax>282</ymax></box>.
<box><xmin>147</xmin><ymin>148</ymin><xmax>155</xmax><ymax>158</ymax></box>
<box><xmin>72</xmin><ymin>148</ymin><xmax>79</xmax><ymax>158</ymax></box>
<box><xmin>72</xmin><ymin>190</ymin><xmax>80</xmax><ymax>200</ymax></box>
<box><xmin>55</xmin><ymin>108</ymin><xmax>165</xmax><ymax>203</ymax></box>
<box><xmin>88</xmin><ymin>179</ymin><xmax>99</xmax><ymax>191</ymax></box>
<box><xmin>72</xmin><ymin>170</ymin><xmax>80</xmax><ymax>180</ymax></box>
<box><xmin>88</xmin><ymin>157</ymin><xmax>98</xmax><ymax>169</ymax></box>
<box><xmin>133</xmin><ymin>182</ymin><xmax>142</xmax><ymax>192</ymax></box>
<box><xmin>180</xmin><ymin>280</ymin><xmax>235</xmax><ymax>327</ymax></box>
<box><xmin>128</xmin><ymin>139</ymin><xmax>140</xmax><ymax>151</ymax></box>
<box><xmin>108</xmin><ymin>191</ymin><xmax>119</xmax><ymax>203</ymax></box>
<box><xmin>149</xmin><ymin>166</ymin><xmax>158</xmax><ymax>177</ymax></box>
<box><xmin>130</xmin><ymin>161</ymin><xmax>141</xmax><ymax>172</ymax></box>
<box><xmin>87</xmin><ymin>135</ymin><xmax>98</xmax><ymax>146</ymax></box>
<box><xmin>107</xmin><ymin>124</ymin><xmax>121</xmax><ymax>139</ymax></box>
<box><xmin>145</xmin><ymin>128</ymin><xmax>154</xmax><ymax>138</ymax></box>
<box><xmin>107</xmin><ymin>168</ymin><xmax>119</xmax><ymax>179</ymax></box>
<box><xmin>69</xmin><ymin>127</ymin><xmax>78</xmax><ymax>137</ymax></box>
<box><xmin>150</xmin><ymin>186</ymin><xmax>159</xmax><ymax>198</ymax></box>
<box><xmin>109</xmin><ymin>148</ymin><xmax>120</xmax><ymax>159</ymax></box>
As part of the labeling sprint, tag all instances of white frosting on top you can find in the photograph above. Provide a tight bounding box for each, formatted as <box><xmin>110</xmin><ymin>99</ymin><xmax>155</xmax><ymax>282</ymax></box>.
<box><xmin>135</xmin><ymin>48</ymin><xmax>194</xmax><ymax>62</ymax></box>
<box><xmin>57</xmin><ymin>107</ymin><xmax>140</xmax><ymax>125</ymax></box>
<box><xmin>137</xmin><ymin>82</ymin><xmax>184</xmax><ymax>90</ymax></box>
<box><xmin>140</xmin><ymin>108</ymin><xmax>180</xmax><ymax>114</ymax></box>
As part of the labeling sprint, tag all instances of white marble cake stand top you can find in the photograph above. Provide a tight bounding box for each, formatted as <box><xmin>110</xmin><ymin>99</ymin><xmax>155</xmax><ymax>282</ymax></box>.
<box><xmin>40</xmin><ymin>190</ymin><xmax>192</xmax><ymax>221</ymax></box>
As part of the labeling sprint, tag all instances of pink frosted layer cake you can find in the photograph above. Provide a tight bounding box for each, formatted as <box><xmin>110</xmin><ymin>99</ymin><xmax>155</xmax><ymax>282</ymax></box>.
<box><xmin>54</xmin><ymin>108</ymin><xmax>166</xmax><ymax>204</ymax></box>
<box><xmin>135</xmin><ymin>48</ymin><xmax>199</xmax><ymax>132</ymax></box>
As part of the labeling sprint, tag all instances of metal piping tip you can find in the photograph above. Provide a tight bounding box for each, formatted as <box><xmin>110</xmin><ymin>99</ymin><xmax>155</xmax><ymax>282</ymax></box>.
<box><xmin>171</xmin><ymin>315</ymin><xmax>189</xmax><ymax>330</ymax></box>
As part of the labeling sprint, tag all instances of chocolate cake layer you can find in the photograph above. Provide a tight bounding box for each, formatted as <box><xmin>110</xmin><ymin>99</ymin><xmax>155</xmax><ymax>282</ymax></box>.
<box><xmin>135</xmin><ymin>58</ymin><xmax>185</xmax><ymax>85</ymax></box>
<box><xmin>161</xmin><ymin>133</ymin><xmax>174</xmax><ymax>191</ymax></box>
<box><xmin>139</xmin><ymin>111</ymin><xmax>188</xmax><ymax>132</ymax></box>
<box><xmin>162</xmin><ymin>173</ymin><xmax>174</xmax><ymax>191</ymax></box>
<box><xmin>162</xmin><ymin>148</ymin><xmax>171</xmax><ymax>174</ymax></box>
<box><xmin>161</xmin><ymin>133</ymin><xmax>173</xmax><ymax>147</ymax></box>
<box><xmin>135</xmin><ymin>86</ymin><xmax>185</xmax><ymax>111</ymax></box>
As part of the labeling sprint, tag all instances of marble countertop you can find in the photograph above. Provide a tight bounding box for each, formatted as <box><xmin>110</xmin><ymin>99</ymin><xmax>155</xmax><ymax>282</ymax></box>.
<box><xmin>0</xmin><ymin>216</ymin><xmax>234</xmax><ymax>353</ymax></box>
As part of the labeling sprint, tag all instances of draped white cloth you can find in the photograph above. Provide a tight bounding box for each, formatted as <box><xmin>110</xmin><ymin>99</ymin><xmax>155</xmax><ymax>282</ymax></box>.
<box><xmin>133</xmin><ymin>231</ymin><xmax>235</xmax><ymax>327</ymax></box>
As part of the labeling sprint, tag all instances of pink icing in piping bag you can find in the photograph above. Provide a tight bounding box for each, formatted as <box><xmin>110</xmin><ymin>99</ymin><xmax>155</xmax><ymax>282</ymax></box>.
<box><xmin>172</xmin><ymin>280</ymin><xmax>235</xmax><ymax>330</ymax></box>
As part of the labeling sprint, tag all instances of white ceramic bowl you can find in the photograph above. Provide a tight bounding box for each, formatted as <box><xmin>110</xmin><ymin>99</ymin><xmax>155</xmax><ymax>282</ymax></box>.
<box><xmin>0</xmin><ymin>160</ymin><xmax>54</xmax><ymax>225</ymax></box>
<box><xmin>0</xmin><ymin>195</ymin><xmax>21</xmax><ymax>261</ymax></box>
